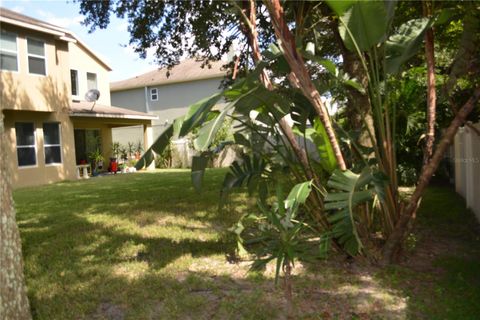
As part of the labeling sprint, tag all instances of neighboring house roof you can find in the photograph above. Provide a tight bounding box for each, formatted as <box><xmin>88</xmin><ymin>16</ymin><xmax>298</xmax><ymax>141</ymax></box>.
<box><xmin>0</xmin><ymin>7</ymin><xmax>112</xmax><ymax>71</ymax></box>
<box><xmin>70</xmin><ymin>101</ymin><xmax>158</xmax><ymax>120</ymax></box>
<box><xmin>110</xmin><ymin>59</ymin><xmax>226</xmax><ymax>91</ymax></box>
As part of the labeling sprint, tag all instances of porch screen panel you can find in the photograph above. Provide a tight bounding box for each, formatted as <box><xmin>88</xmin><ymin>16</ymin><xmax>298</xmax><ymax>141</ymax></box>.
<box><xmin>15</xmin><ymin>122</ymin><xmax>36</xmax><ymax>166</ymax></box>
<box><xmin>43</xmin><ymin>123</ymin><xmax>62</xmax><ymax>164</ymax></box>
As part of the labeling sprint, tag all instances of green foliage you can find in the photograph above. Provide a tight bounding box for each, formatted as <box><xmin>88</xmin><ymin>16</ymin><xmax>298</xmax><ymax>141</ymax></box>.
<box><xmin>324</xmin><ymin>168</ymin><xmax>387</xmax><ymax>255</ymax></box>
<box><xmin>234</xmin><ymin>182</ymin><xmax>315</xmax><ymax>284</ymax></box>
<box><xmin>328</xmin><ymin>0</ymin><xmax>388</xmax><ymax>51</ymax></box>
<box><xmin>385</xmin><ymin>18</ymin><xmax>432</xmax><ymax>74</ymax></box>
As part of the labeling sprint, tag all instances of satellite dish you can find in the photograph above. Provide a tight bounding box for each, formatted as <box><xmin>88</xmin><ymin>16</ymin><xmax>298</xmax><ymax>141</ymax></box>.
<box><xmin>85</xmin><ymin>89</ymin><xmax>100</xmax><ymax>111</ymax></box>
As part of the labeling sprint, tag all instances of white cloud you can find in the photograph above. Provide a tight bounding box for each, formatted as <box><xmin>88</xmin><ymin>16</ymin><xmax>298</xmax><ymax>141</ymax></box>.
<box><xmin>36</xmin><ymin>9</ymin><xmax>83</xmax><ymax>29</ymax></box>
<box><xmin>10</xmin><ymin>6</ymin><xmax>25</xmax><ymax>13</ymax></box>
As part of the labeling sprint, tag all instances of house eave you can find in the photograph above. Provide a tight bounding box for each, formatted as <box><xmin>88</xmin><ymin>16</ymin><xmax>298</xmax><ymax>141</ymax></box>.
<box><xmin>69</xmin><ymin>112</ymin><xmax>158</xmax><ymax>121</ymax></box>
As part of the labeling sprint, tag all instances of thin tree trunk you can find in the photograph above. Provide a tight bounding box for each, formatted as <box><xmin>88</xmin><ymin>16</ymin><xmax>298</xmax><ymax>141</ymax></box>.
<box><xmin>382</xmin><ymin>87</ymin><xmax>480</xmax><ymax>264</ymax></box>
<box><xmin>0</xmin><ymin>113</ymin><xmax>32</xmax><ymax>320</ymax></box>
<box><xmin>284</xmin><ymin>262</ymin><xmax>294</xmax><ymax>319</ymax></box>
<box><xmin>239</xmin><ymin>0</ymin><xmax>322</xmax><ymax>188</ymax></box>
<box><xmin>423</xmin><ymin>1</ymin><xmax>437</xmax><ymax>165</ymax></box>
<box><xmin>264</xmin><ymin>0</ymin><xmax>347</xmax><ymax>171</ymax></box>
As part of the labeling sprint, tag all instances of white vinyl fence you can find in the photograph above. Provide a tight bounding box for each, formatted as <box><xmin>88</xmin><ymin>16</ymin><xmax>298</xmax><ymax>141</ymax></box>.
<box><xmin>453</xmin><ymin>123</ymin><xmax>480</xmax><ymax>222</ymax></box>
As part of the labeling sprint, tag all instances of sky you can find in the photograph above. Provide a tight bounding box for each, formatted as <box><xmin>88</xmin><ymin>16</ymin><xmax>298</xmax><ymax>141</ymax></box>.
<box><xmin>2</xmin><ymin>0</ymin><xmax>157</xmax><ymax>81</ymax></box>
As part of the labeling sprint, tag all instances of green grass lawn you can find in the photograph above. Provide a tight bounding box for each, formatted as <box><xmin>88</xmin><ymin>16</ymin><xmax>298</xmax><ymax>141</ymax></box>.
<box><xmin>13</xmin><ymin>170</ymin><xmax>480</xmax><ymax>319</ymax></box>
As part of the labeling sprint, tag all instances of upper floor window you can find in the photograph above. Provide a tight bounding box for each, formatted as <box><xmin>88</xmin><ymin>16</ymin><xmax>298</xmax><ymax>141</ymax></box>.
<box><xmin>15</xmin><ymin>122</ymin><xmax>36</xmax><ymax>167</ymax></box>
<box><xmin>150</xmin><ymin>88</ymin><xmax>158</xmax><ymax>101</ymax></box>
<box><xmin>43</xmin><ymin>123</ymin><xmax>62</xmax><ymax>164</ymax></box>
<box><xmin>87</xmin><ymin>72</ymin><xmax>97</xmax><ymax>90</ymax></box>
<box><xmin>0</xmin><ymin>30</ymin><xmax>18</xmax><ymax>71</ymax></box>
<box><xmin>70</xmin><ymin>70</ymin><xmax>78</xmax><ymax>96</ymax></box>
<box><xmin>27</xmin><ymin>38</ymin><xmax>46</xmax><ymax>75</ymax></box>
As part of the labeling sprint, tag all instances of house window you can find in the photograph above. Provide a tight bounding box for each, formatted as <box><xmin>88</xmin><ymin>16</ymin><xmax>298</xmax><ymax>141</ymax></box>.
<box><xmin>87</xmin><ymin>72</ymin><xmax>97</xmax><ymax>90</ymax></box>
<box><xmin>150</xmin><ymin>88</ymin><xmax>158</xmax><ymax>101</ymax></box>
<box><xmin>27</xmin><ymin>38</ymin><xmax>46</xmax><ymax>75</ymax></box>
<box><xmin>43</xmin><ymin>123</ymin><xmax>62</xmax><ymax>164</ymax></box>
<box><xmin>15</xmin><ymin>122</ymin><xmax>36</xmax><ymax>167</ymax></box>
<box><xmin>0</xmin><ymin>30</ymin><xmax>18</xmax><ymax>71</ymax></box>
<box><xmin>70</xmin><ymin>70</ymin><xmax>78</xmax><ymax>96</ymax></box>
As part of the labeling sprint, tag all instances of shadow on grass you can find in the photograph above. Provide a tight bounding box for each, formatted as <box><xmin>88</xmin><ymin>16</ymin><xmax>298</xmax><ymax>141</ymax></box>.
<box><xmin>375</xmin><ymin>185</ymin><xmax>480</xmax><ymax>320</ymax></box>
<box><xmin>15</xmin><ymin>172</ymin><xmax>479</xmax><ymax>319</ymax></box>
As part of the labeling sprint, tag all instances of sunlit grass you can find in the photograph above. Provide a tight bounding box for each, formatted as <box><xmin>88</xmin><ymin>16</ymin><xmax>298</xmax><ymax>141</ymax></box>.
<box><xmin>14</xmin><ymin>172</ymin><xmax>480</xmax><ymax>319</ymax></box>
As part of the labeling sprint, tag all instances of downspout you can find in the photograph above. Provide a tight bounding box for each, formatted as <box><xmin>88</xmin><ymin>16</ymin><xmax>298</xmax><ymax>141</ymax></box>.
<box><xmin>144</xmin><ymin>86</ymin><xmax>150</xmax><ymax>113</ymax></box>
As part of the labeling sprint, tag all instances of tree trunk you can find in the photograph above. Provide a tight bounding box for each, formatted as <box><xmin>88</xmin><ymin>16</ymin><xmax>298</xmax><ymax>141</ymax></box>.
<box><xmin>240</xmin><ymin>0</ymin><xmax>317</xmax><ymax>184</ymax></box>
<box><xmin>0</xmin><ymin>113</ymin><xmax>32</xmax><ymax>320</ymax></box>
<box><xmin>423</xmin><ymin>1</ymin><xmax>437</xmax><ymax>165</ymax></box>
<box><xmin>284</xmin><ymin>262</ymin><xmax>294</xmax><ymax>319</ymax></box>
<box><xmin>265</xmin><ymin>0</ymin><xmax>347</xmax><ymax>171</ymax></box>
<box><xmin>382</xmin><ymin>87</ymin><xmax>480</xmax><ymax>264</ymax></box>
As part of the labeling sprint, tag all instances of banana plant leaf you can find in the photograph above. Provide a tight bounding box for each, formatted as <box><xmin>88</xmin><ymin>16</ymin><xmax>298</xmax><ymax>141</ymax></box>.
<box><xmin>385</xmin><ymin>17</ymin><xmax>432</xmax><ymax>74</ymax></box>
<box><xmin>327</xmin><ymin>0</ymin><xmax>388</xmax><ymax>52</ymax></box>
<box><xmin>191</xmin><ymin>155</ymin><xmax>209</xmax><ymax>192</ymax></box>
<box><xmin>135</xmin><ymin>123</ymin><xmax>174</xmax><ymax>170</ymax></box>
<box><xmin>179</xmin><ymin>93</ymin><xmax>223</xmax><ymax>137</ymax></box>
<box><xmin>324</xmin><ymin>168</ymin><xmax>386</xmax><ymax>255</ymax></box>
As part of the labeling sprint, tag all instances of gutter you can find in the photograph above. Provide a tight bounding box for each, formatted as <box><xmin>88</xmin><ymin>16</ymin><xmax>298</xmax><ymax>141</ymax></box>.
<box><xmin>69</xmin><ymin>112</ymin><xmax>158</xmax><ymax>121</ymax></box>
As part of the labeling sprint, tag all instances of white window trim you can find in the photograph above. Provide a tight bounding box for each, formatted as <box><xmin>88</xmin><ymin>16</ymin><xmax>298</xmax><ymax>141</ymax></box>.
<box><xmin>0</xmin><ymin>30</ymin><xmax>19</xmax><ymax>72</ymax></box>
<box><xmin>16</xmin><ymin>122</ymin><xmax>38</xmax><ymax>169</ymax></box>
<box><xmin>44</xmin><ymin>122</ymin><xmax>63</xmax><ymax>166</ymax></box>
<box><xmin>70</xmin><ymin>69</ymin><xmax>79</xmax><ymax>99</ymax></box>
<box><xmin>150</xmin><ymin>88</ymin><xmax>158</xmax><ymax>101</ymax></box>
<box><xmin>26</xmin><ymin>37</ymin><xmax>47</xmax><ymax>76</ymax></box>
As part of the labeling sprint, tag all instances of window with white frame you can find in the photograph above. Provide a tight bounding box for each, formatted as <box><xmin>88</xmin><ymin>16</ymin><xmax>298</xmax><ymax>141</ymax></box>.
<box><xmin>43</xmin><ymin>123</ymin><xmax>62</xmax><ymax>164</ymax></box>
<box><xmin>87</xmin><ymin>72</ymin><xmax>97</xmax><ymax>90</ymax></box>
<box><xmin>0</xmin><ymin>30</ymin><xmax>18</xmax><ymax>71</ymax></box>
<box><xmin>15</xmin><ymin>123</ymin><xmax>36</xmax><ymax>167</ymax></box>
<box><xmin>70</xmin><ymin>70</ymin><xmax>79</xmax><ymax>96</ymax></box>
<box><xmin>27</xmin><ymin>38</ymin><xmax>46</xmax><ymax>75</ymax></box>
<box><xmin>150</xmin><ymin>88</ymin><xmax>158</xmax><ymax>101</ymax></box>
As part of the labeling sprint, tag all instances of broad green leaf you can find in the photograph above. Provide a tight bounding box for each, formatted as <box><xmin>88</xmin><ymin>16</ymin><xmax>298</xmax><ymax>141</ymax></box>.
<box><xmin>193</xmin><ymin>109</ymin><xmax>229</xmax><ymax>151</ymax></box>
<box><xmin>336</xmin><ymin>1</ymin><xmax>388</xmax><ymax>52</ymax></box>
<box><xmin>180</xmin><ymin>93</ymin><xmax>223</xmax><ymax>136</ymax></box>
<box><xmin>344</xmin><ymin>79</ymin><xmax>365</xmax><ymax>94</ymax></box>
<box><xmin>134</xmin><ymin>148</ymin><xmax>154</xmax><ymax>170</ymax></box>
<box><xmin>313</xmin><ymin>118</ymin><xmax>338</xmax><ymax>173</ymax></box>
<box><xmin>233</xmin><ymin>132</ymin><xmax>251</xmax><ymax>147</ymax></box>
<box><xmin>191</xmin><ymin>155</ymin><xmax>209</xmax><ymax>192</ymax></box>
<box><xmin>135</xmin><ymin>123</ymin><xmax>175</xmax><ymax>170</ymax></box>
<box><xmin>325</xmin><ymin>0</ymin><xmax>356</xmax><ymax>16</ymax></box>
<box><xmin>284</xmin><ymin>181</ymin><xmax>312</xmax><ymax>209</ymax></box>
<box><xmin>385</xmin><ymin>17</ymin><xmax>432</xmax><ymax>74</ymax></box>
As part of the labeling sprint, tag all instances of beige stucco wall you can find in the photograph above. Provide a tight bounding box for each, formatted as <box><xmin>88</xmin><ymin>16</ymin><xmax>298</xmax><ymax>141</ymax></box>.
<box><xmin>3</xmin><ymin>110</ymin><xmax>77</xmax><ymax>188</ymax></box>
<box><xmin>0</xmin><ymin>24</ymin><xmax>70</xmax><ymax>113</ymax></box>
<box><xmin>68</xmin><ymin>42</ymin><xmax>111</xmax><ymax>105</ymax></box>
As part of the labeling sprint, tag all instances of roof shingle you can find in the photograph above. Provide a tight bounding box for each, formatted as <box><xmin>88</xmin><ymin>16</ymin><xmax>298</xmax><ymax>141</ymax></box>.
<box><xmin>110</xmin><ymin>59</ymin><xmax>226</xmax><ymax>91</ymax></box>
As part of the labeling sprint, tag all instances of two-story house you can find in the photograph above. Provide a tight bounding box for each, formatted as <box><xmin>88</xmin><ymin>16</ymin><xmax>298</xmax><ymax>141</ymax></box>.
<box><xmin>0</xmin><ymin>8</ymin><xmax>156</xmax><ymax>188</ymax></box>
<box><xmin>109</xmin><ymin>58</ymin><xmax>226</xmax><ymax>144</ymax></box>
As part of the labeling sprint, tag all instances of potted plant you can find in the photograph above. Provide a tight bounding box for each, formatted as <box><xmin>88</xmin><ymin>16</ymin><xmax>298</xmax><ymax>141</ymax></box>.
<box><xmin>88</xmin><ymin>149</ymin><xmax>104</xmax><ymax>176</ymax></box>
<box><xmin>127</xmin><ymin>159</ymin><xmax>137</xmax><ymax>172</ymax></box>
<box><xmin>135</xmin><ymin>140</ymin><xmax>143</xmax><ymax>160</ymax></box>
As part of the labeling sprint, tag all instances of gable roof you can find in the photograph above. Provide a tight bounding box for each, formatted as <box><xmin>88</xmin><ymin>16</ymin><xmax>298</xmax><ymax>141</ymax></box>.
<box><xmin>110</xmin><ymin>59</ymin><xmax>226</xmax><ymax>92</ymax></box>
<box><xmin>0</xmin><ymin>7</ymin><xmax>112</xmax><ymax>71</ymax></box>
